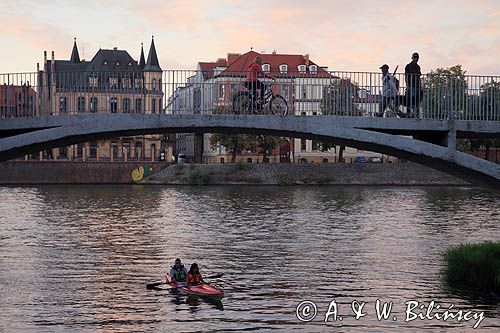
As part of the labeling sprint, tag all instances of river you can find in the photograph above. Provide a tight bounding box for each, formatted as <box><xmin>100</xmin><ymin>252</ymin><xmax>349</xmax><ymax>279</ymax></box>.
<box><xmin>0</xmin><ymin>185</ymin><xmax>498</xmax><ymax>332</ymax></box>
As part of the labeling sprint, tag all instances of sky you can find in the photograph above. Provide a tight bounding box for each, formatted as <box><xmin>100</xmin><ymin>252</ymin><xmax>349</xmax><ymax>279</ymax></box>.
<box><xmin>0</xmin><ymin>0</ymin><xmax>498</xmax><ymax>75</ymax></box>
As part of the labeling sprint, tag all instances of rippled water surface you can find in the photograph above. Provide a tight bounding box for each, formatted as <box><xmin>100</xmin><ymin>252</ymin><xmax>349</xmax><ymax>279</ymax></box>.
<box><xmin>0</xmin><ymin>185</ymin><xmax>499</xmax><ymax>332</ymax></box>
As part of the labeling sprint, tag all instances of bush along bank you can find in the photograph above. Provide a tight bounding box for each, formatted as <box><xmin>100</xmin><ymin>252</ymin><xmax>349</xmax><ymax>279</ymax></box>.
<box><xmin>444</xmin><ymin>241</ymin><xmax>500</xmax><ymax>294</ymax></box>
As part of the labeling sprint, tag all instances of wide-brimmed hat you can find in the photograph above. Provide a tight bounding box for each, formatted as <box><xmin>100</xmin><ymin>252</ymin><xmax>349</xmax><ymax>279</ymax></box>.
<box><xmin>380</xmin><ymin>64</ymin><xmax>389</xmax><ymax>70</ymax></box>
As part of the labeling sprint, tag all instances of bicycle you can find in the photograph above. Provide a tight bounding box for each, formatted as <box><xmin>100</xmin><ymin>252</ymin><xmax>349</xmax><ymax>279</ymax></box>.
<box><xmin>232</xmin><ymin>80</ymin><xmax>288</xmax><ymax>116</ymax></box>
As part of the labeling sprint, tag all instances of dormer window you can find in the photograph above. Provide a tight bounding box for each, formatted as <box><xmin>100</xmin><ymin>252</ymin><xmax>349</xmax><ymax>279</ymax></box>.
<box><xmin>116</xmin><ymin>61</ymin><xmax>120</xmax><ymax>66</ymax></box>
<box><xmin>103</xmin><ymin>60</ymin><xmax>108</xmax><ymax>65</ymax></box>
<box><xmin>279</xmin><ymin>64</ymin><xmax>288</xmax><ymax>74</ymax></box>
<box><xmin>262</xmin><ymin>64</ymin><xmax>270</xmax><ymax>73</ymax></box>
<box><xmin>309</xmin><ymin>65</ymin><xmax>318</xmax><ymax>74</ymax></box>
<box><xmin>128</xmin><ymin>62</ymin><xmax>132</xmax><ymax>66</ymax></box>
<box><xmin>298</xmin><ymin>65</ymin><xmax>306</xmax><ymax>73</ymax></box>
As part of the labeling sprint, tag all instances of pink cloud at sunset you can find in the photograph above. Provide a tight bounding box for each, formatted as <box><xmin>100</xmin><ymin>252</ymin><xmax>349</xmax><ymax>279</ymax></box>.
<box><xmin>0</xmin><ymin>0</ymin><xmax>498</xmax><ymax>75</ymax></box>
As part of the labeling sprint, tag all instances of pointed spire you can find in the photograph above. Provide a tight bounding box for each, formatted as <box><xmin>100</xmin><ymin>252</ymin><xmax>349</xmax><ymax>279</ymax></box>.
<box><xmin>139</xmin><ymin>42</ymin><xmax>145</xmax><ymax>68</ymax></box>
<box><xmin>70</xmin><ymin>38</ymin><xmax>80</xmax><ymax>63</ymax></box>
<box><xmin>144</xmin><ymin>36</ymin><xmax>162</xmax><ymax>72</ymax></box>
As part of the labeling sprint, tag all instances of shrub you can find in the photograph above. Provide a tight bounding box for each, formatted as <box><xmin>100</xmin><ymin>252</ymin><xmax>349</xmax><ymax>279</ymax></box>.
<box><xmin>188</xmin><ymin>165</ymin><xmax>209</xmax><ymax>185</ymax></box>
<box><xmin>444</xmin><ymin>241</ymin><xmax>500</xmax><ymax>293</ymax></box>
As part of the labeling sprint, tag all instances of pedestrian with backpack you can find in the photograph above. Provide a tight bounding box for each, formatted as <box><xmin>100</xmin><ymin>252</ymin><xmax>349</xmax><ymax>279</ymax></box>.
<box><xmin>377</xmin><ymin>64</ymin><xmax>399</xmax><ymax>117</ymax></box>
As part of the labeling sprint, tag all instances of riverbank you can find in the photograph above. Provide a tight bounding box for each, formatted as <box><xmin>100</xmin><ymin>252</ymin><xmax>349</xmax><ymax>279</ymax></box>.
<box><xmin>0</xmin><ymin>161</ymin><xmax>468</xmax><ymax>185</ymax></box>
<box><xmin>143</xmin><ymin>162</ymin><xmax>467</xmax><ymax>186</ymax></box>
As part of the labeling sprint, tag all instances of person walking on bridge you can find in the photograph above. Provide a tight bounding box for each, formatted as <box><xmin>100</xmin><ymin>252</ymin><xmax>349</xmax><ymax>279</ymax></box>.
<box><xmin>405</xmin><ymin>52</ymin><xmax>423</xmax><ymax>118</ymax></box>
<box><xmin>377</xmin><ymin>64</ymin><xmax>399</xmax><ymax>117</ymax></box>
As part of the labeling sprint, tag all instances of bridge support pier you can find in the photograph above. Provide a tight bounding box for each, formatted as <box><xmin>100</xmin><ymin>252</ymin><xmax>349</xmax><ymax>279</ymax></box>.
<box><xmin>194</xmin><ymin>133</ymin><xmax>204</xmax><ymax>164</ymax></box>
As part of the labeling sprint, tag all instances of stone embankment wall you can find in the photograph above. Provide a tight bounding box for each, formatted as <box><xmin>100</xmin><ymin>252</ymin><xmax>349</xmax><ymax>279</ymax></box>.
<box><xmin>0</xmin><ymin>161</ymin><xmax>167</xmax><ymax>184</ymax></box>
<box><xmin>143</xmin><ymin>163</ymin><xmax>468</xmax><ymax>186</ymax></box>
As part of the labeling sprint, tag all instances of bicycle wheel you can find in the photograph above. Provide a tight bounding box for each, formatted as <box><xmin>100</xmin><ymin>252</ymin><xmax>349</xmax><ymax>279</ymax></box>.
<box><xmin>269</xmin><ymin>95</ymin><xmax>288</xmax><ymax>116</ymax></box>
<box><xmin>232</xmin><ymin>92</ymin><xmax>251</xmax><ymax>115</ymax></box>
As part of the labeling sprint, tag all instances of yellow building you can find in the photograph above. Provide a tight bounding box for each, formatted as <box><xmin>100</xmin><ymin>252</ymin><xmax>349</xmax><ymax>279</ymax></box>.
<box><xmin>36</xmin><ymin>38</ymin><xmax>171</xmax><ymax>162</ymax></box>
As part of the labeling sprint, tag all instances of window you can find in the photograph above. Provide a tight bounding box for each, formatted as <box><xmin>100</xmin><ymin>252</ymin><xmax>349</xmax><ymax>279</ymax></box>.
<box><xmin>116</xmin><ymin>61</ymin><xmax>120</xmax><ymax>66</ymax></box>
<box><xmin>103</xmin><ymin>60</ymin><xmax>108</xmax><ymax>65</ymax></box>
<box><xmin>262</xmin><ymin>64</ymin><xmax>270</xmax><ymax>73</ymax></box>
<box><xmin>158</xmin><ymin>79</ymin><xmax>162</xmax><ymax>91</ymax></box>
<box><xmin>152</xmin><ymin>98</ymin><xmax>156</xmax><ymax>113</ymax></box>
<box><xmin>298</xmin><ymin>65</ymin><xmax>306</xmax><ymax>73</ymax></box>
<box><xmin>134</xmin><ymin>78</ymin><xmax>143</xmax><ymax>89</ymax></box>
<box><xmin>301</xmin><ymin>85</ymin><xmax>307</xmax><ymax>99</ymax></box>
<box><xmin>59</xmin><ymin>97</ymin><xmax>67</xmax><ymax>113</ymax></box>
<box><xmin>89</xmin><ymin>142</ymin><xmax>97</xmax><ymax>158</ymax></box>
<box><xmin>218</xmin><ymin>84</ymin><xmax>225</xmax><ymax>99</ymax></box>
<box><xmin>110</xmin><ymin>97</ymin><xmax>117</xmax><ymax>113</ymax></box>
<box><xmin>122</xmin><ymin>142</ymin><xmax>130</xmax><ymax>159</ymax></box>
<box><xmin>312</xmin><ymin>141</ymin><xmax>319</xmax><ymax>151</ymax></box>
<box><xmin>109</xmin><ymin>77</ymin><xmax>118</xmax><ymax>89</ymax></box>
<box><xmin>152</xmin><ymin>79</ymin><xmax>157</xmax><ymax>91</ymax></box>
<box><xmin>89</xmin><ymin>76</ymin><xmax>98</xmax><ymax>88</ymax></box>
<box><xmin>309</xmin><ymin>65</ymin><xmax>318</xmax><ymax>74</ymax></box>
<box><xmin>301</xmin><ymin>139</ymin><xmax>307</xmax><ymax>151</ymax></box>
<box><xmin>90</xmin><ymin>97</ymin><xmax>98</xmax><ymax>113</ymax></box>
<box><xmin>77</xmin><ymin>143</ymin><xmax>84</xmax><ymax>159</ymax></box>
<box><xmin>123</xmin><ymin>98</ymin><xmax>131</xmax><ymax>113</ymax></box>
<box><xmin>77</xmin><ymin>96</ymin><xmax>85</xmax><ymax>112</ymax></box>
<box><xmin>159</xmin><ymin>98</ymin><xmax>162</xmax><ymax>112</ymax></box>
<box><xmin>135</xmin><ymin>142</ymin><xmax>142</xmax><ymax>160</ymax></box>
<box><xmin>135</xmin><ymin>98</ymin><xmax>142</xmax><ymax>113</ymax></box>
<box><xmin>122</xmin><ymin>78</ymin><xmax>131</xmax><ymax>89</ymax></box>
<box><xmin>279</xmin><ymin>64</ymin><xmax>288</xmax><ymax>74</ymax></box>
<box><xmin>58</xmin><ymin>146</ymin><xmax>68</xmax><ymax>159</ymax></box>
<box><xmin>111</xmin><ymin>142</ymin><xmax>118</xmax><ymax>158</ymax></box>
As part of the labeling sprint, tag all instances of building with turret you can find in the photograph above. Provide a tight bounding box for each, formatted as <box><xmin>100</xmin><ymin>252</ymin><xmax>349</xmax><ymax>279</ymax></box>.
<box><xmin>37</xmin><ymin>38</ymin><xmax>172</xmax><ymax>161</ymax></box>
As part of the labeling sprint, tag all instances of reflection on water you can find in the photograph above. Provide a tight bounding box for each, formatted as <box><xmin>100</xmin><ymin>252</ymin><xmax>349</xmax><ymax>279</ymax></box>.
<box><xmin>0</xmin><ymin>185</ymin><xmax>499</xmax><ymax>332</ymax></box>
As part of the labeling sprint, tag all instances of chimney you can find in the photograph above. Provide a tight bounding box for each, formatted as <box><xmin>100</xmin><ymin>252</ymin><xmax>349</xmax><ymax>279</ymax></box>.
<box><xmin>272</xmin><ymin>50</ymin><xmax>277</xmax><ymax>55</ymax></box>
<box><xmin>304</xmin><ymin>54</ymin><xmax>310</xmax><ymax>66</ymax></box>
<box><xmin>44</xmin><ymin>51</ymin><xmax>47</xmax><ymax>62</ymax></box>
<box><xmin>51</xmin><ymin>51</ymin><xmax>55</xmax><ymax>61</ymax></box>
<box><xmin>227</xmin><ymin>53</ymin><xmax>241</xmax><ymax>65</ymax></box>
<box><xmin>113</xmin><ymin>47</ymin><xmax>118</xmax><ymax>50</ymax></box>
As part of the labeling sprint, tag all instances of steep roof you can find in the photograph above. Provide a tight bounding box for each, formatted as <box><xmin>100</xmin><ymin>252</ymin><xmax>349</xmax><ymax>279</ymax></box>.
<box><xmin>70</xmin><ymin>39</ymin><xmax>80</xmax><ymax>64</ymax></box>
<box><xmin>144</xmin><ymin>37</ymin><xmax>162</xmax><ymax>72</ymax></box>
<box><xmin>218</xmin><ymin>50</ymin><xmax>332</xmax><ymax>78</ymax></box>
<box><xmin>139</xmin><ymin>43</ymin><xmax>146</xmax><ymax>69</ymax></box>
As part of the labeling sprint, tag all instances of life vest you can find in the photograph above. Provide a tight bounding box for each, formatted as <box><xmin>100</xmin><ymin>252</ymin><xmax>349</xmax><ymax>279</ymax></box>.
<box><xmin>171</xmin><ymin>265</ymin><xmax>187</xmax><ymax>281</ymax></box>
<box><xmin>188</xmin><ymin>273</ymin><xmax>201</xmax><ymax>285</ymax></box>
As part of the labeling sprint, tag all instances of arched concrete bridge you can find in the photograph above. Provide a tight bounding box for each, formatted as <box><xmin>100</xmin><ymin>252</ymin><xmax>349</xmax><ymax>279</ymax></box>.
<box><xmin>0</xmin><ymin>114</ymin><xmax>499</xmax><ymax>187</ymax></box>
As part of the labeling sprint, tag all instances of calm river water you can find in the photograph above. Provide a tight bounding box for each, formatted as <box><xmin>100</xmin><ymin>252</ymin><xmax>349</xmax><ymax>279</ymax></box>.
<box><xmin>0</xmin><ymin>185</ymin><xmax>499</xmax><ymax>332</ymax></box>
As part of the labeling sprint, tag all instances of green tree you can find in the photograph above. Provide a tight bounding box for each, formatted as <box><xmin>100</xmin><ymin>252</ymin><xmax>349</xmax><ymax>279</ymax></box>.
<box><xmin>209</xmin><ymin>134</ymin><xmax>252</xmax><ymax>163</ymax></box>
<box><xmin>254</xmin><ymin>135</ymin><xmax>284</xmax><ymax>162</ymax></box>
<box><xmin>320</xmin><ymin>78</ymin><xmax>360</xmax><ymax>116</ymax></box>
<box><xmin>422</xmin><ymin>65</ymin><xmax>467</xmax><ymax>119</ymax></box>
<box><xmin>479</xmin><ymin>80</ymin><xmax>500</xmax><ymax>121</ymax></box>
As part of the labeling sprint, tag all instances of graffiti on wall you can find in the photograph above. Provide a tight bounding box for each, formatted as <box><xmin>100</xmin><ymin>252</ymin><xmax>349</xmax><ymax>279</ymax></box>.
<box><xmin>131</xmin><ymin>165</ymin><xmax>154</xmax><ymax>182</ymax></box>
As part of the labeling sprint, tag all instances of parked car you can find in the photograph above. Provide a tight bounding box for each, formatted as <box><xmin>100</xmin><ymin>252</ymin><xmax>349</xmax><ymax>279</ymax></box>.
<box><xmin>369</xmin><ymin>157</ymin><xmax>382</xmax><ymax>163</ymax></box>
<box><xmin>353</xmin><ymin>156</ymin><xmax>367</xmax><ymax>163</ymax></box>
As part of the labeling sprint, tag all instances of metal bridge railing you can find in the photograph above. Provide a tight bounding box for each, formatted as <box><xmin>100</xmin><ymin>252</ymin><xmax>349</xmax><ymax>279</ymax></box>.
<box><xmin>0</xmin><ymin>70</ymin><xmax>498</xmax><ymax>121</ymax></box>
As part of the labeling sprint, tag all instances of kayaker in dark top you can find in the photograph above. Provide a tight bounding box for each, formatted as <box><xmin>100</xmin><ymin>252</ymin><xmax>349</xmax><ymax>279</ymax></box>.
<box><xmin>169</xmin><ymin>258</ymin><xmax>188</xmax><ymax>284</ymax></box>
<box><xmin>186</xmin><ymin>263</ymin><xmax>205</xmax><ymax>287</ymax></box>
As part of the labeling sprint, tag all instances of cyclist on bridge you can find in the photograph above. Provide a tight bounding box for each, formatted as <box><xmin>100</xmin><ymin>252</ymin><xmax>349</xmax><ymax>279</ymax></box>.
<box><xmin>246</xmin><ymin>56</ymin><xmax>273</xmax><ymax>111</ymax></box>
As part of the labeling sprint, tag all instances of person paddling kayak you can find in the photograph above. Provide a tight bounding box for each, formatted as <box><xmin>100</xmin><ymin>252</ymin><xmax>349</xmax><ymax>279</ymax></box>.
<box><xmin>168</xmin><ymin>258</ymin><xmax>188</xmax><ymax>284</ymax></box>
<box><xmin>186</xmin><ymin>263</ymin><xmax>205</xmax><ymax>287</ymax></box>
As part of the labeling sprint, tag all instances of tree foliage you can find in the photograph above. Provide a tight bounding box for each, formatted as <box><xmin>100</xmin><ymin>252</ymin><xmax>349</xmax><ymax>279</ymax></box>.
<box><xmin>422</xmin><ymin>65</ymin><xmax>467</xmax><ymax>118</ymax></box>
<box><xmin>320</xmin><ymin>78</ymin><xmax>360</xmax><ymax>116</ymax></box>
<box><xmin>254</xmin><ymin>135</ymin><xmax>284</xmax><ymax>162</ymax></box>
<box><xmin>209</xmin><ymin>134</ymin><xmax>253</xmax><ymax>163</ymax></box>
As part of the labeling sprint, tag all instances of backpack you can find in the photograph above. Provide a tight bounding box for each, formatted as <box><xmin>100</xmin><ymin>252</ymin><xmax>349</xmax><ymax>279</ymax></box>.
<box><xmin>392</xmin><ymin>76</ymin><xmax>400</xmax><ymax>90</ymax></box>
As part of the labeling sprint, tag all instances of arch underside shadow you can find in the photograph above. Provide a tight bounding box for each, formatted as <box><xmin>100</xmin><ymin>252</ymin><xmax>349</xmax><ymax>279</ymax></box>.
<box><xmin>0</xmin><ymin>116</ymin><xmax>499</xmax><ymax>188</ymax></box>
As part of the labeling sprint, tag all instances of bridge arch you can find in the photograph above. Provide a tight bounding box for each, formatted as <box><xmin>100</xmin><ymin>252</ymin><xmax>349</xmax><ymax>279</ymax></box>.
<box><xmin>0</xmin><ymin>114</ymin><xmax>499</xmax><ymax>187</ymax></box>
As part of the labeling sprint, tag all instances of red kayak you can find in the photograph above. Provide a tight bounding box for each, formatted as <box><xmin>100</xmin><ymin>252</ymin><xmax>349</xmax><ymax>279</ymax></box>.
<box><xmin>166</xmin><ymin>274</ymin><xmax>224</xmax><ymax>300</ymax></box>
